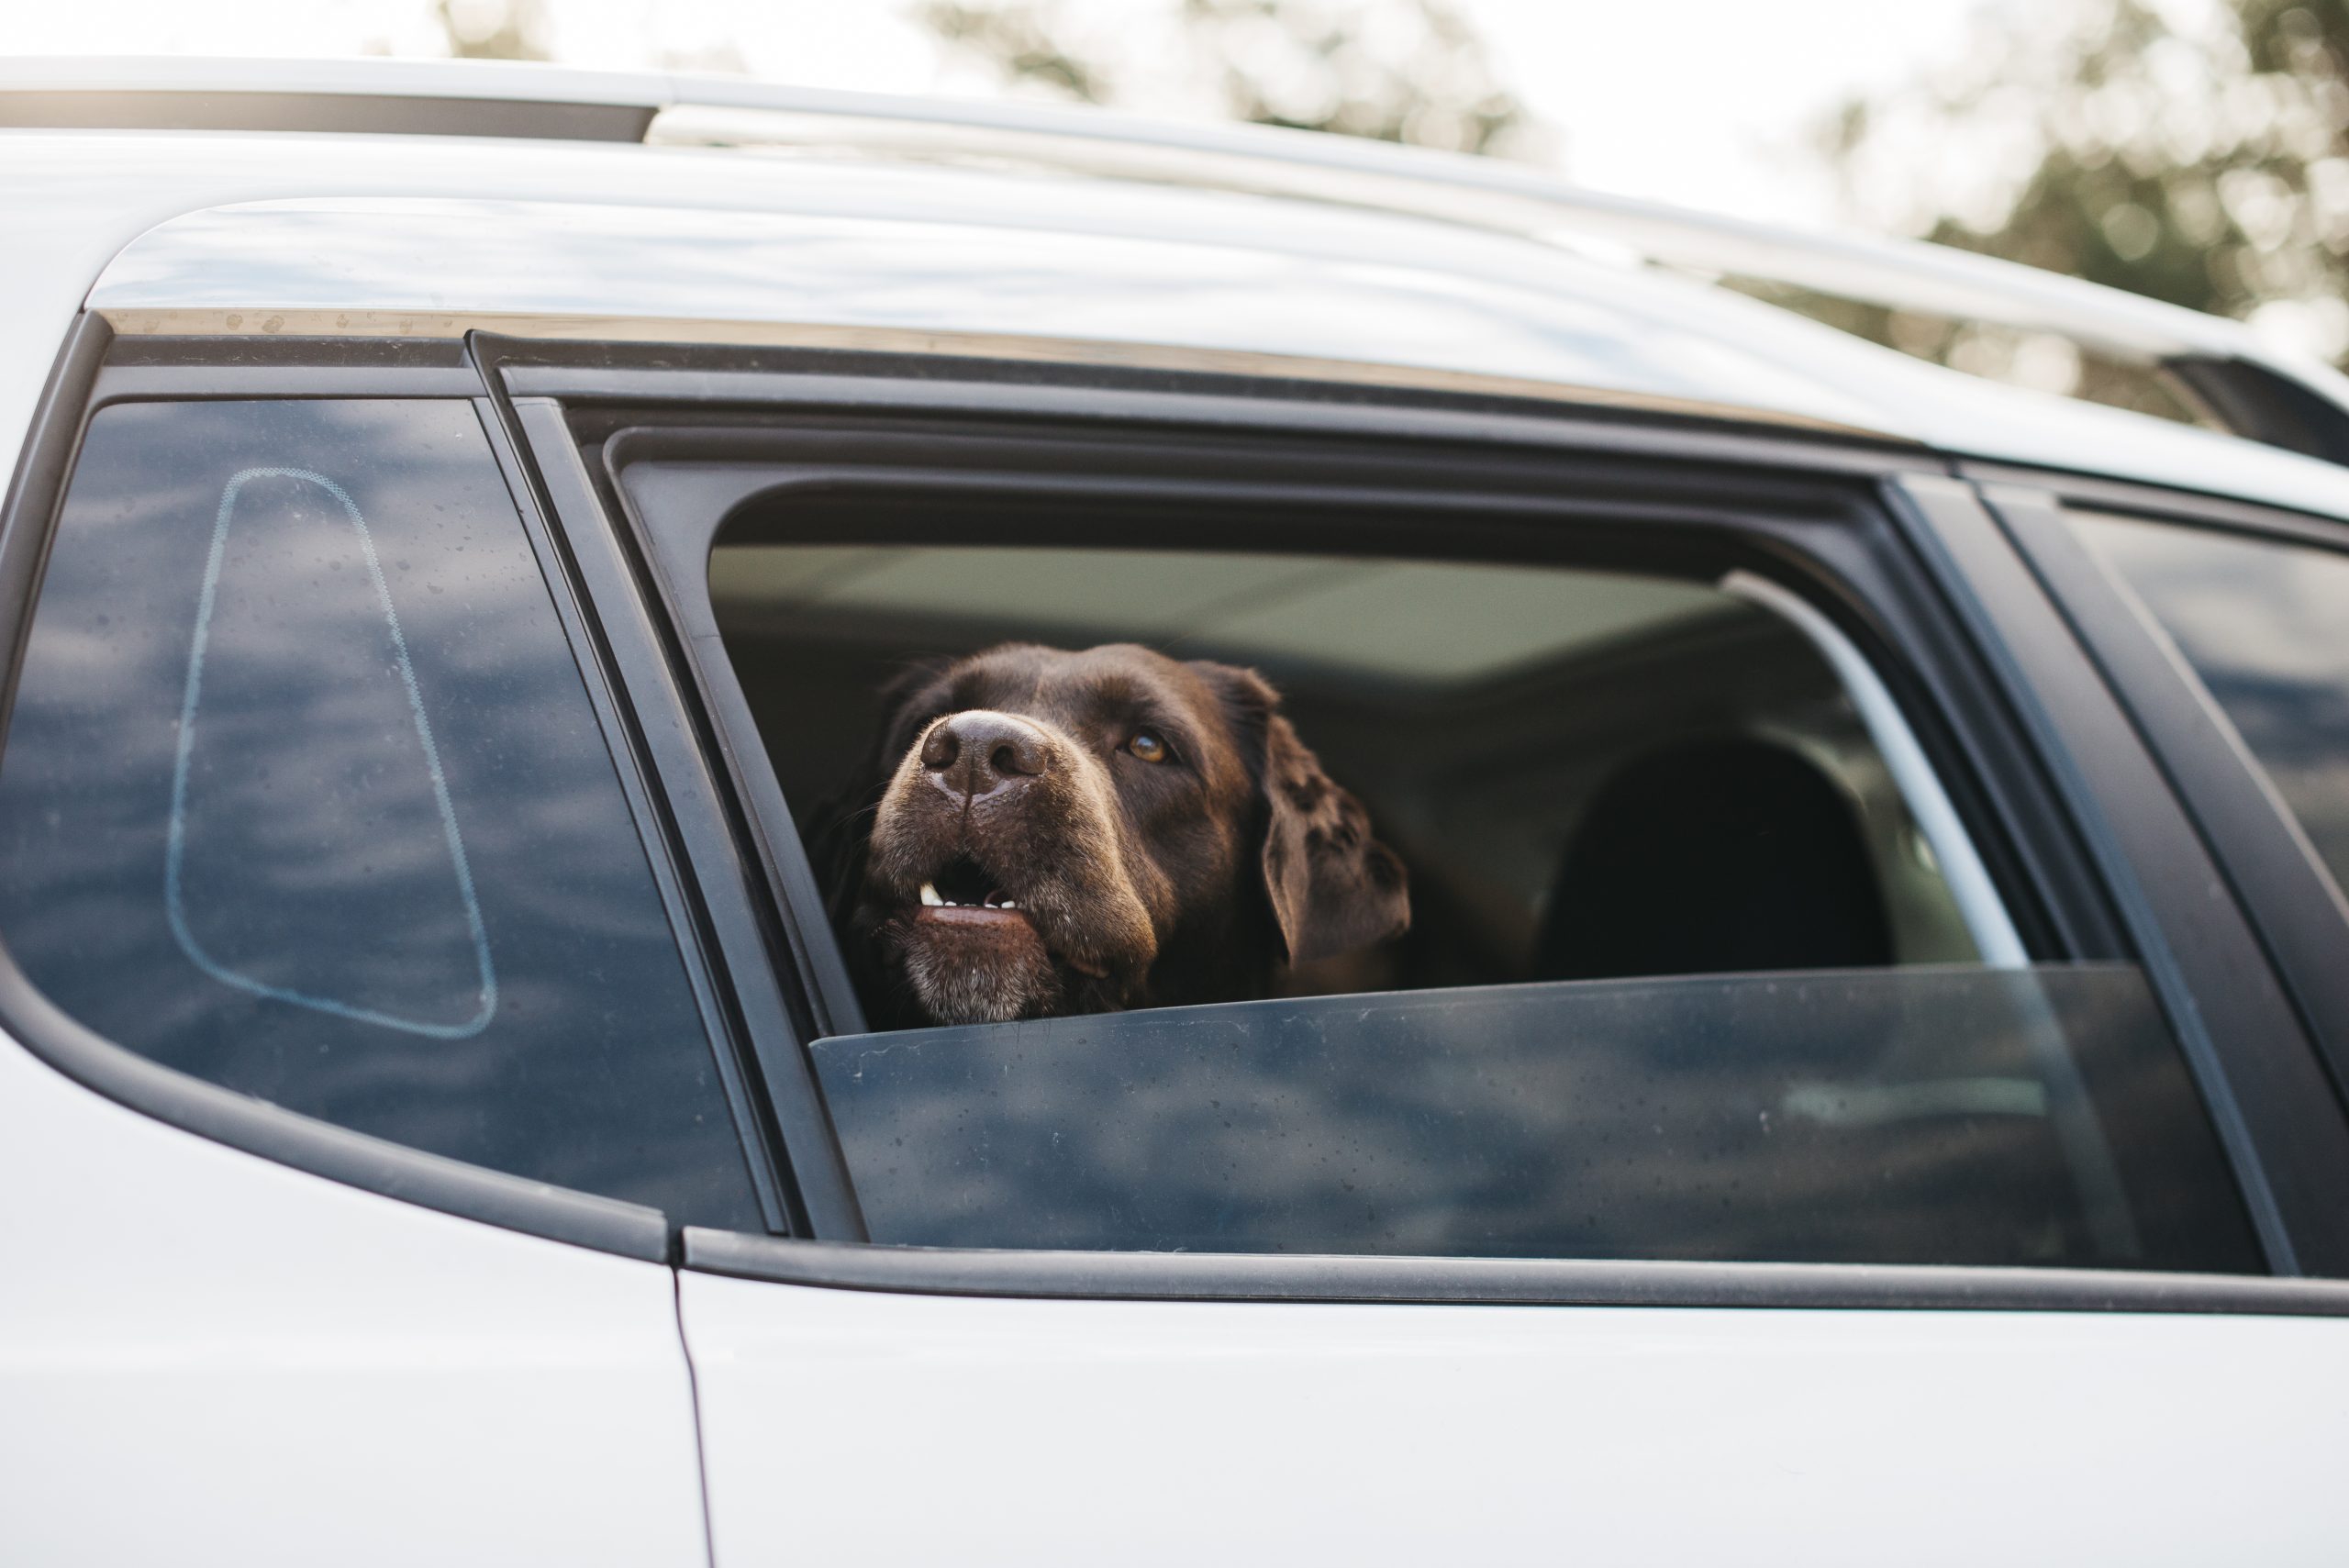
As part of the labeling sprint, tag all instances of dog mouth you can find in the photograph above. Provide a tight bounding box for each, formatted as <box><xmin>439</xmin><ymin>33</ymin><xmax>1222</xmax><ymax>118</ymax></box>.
<box><xmin>913</xmin><ymin>853</ymin><xmax>1022</xmax><ymax>916</ymax></box>
<box><xmin>899</xmin><ymin>851</ymin><xmax>1111</xmax><ymax>980</ymax></box>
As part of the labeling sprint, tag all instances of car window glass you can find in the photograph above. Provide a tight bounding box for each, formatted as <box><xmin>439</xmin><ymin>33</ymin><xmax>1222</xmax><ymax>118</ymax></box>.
<box><xmin>708</xmin><ymin>536</ymin><xmax>2259</xmax><ymax>1270</ymax></box>
<box><xmin>2073</xmin><ymin>512</ymin><xmax>2349</xmax><ymax>898</ymax></box>
<box><xmin>816</xmin><ymin>966</ymin><xmax>2254</xmax><ymax>1269</ymax></box>
<box><xmin>0</xmin><ymin>400</ymin><xmax>760</xmax><ymax>1227</ymax></box>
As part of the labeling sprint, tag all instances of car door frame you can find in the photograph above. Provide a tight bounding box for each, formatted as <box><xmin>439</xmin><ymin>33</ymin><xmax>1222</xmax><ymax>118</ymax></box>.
<box><xmin>479</xmin><ymin>330</ymin><xmax>2349</xmax><ymax>1293</ymax></box>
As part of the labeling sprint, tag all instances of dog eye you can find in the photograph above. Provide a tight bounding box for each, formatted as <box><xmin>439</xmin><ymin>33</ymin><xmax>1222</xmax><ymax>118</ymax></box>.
<box><xmin>1127</xmin><ymin>728</ymin><xmax>1169</xmax><ymax>763</ymax></box>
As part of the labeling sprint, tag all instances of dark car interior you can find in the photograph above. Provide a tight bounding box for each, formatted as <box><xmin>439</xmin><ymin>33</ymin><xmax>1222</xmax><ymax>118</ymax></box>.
<box><xmin>708</xmin><ymin>535</ymin><xmax>1979</xmax><ymax>1005</ymax></box>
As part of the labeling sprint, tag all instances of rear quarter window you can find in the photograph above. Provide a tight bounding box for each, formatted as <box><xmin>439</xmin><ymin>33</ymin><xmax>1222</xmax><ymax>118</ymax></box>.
<box><xmin>0</xmin><ymin>398</ymin><xmax>760</xmax><ymax>1227</ymax></box>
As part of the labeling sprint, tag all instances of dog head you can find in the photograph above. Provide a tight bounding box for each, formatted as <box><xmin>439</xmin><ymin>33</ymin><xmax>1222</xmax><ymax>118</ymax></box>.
<box><xmin>815</xmin><ymin>642</ymin><xmax>1409</xmax><ymax>1027</ymax></box>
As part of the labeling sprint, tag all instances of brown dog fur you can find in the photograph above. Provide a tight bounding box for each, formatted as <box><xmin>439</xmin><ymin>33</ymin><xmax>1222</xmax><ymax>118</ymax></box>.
<box><xmin>810</xmin><ymin>643</ymin><xmax>1409</xmax><ymax>1028</ymax></box>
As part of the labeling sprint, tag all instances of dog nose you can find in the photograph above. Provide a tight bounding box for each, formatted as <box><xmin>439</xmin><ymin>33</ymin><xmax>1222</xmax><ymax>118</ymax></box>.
<box><xmin>921</xmin><ymin>711</ymin><xmax>1051</xmax><ymax>798</ymax></box>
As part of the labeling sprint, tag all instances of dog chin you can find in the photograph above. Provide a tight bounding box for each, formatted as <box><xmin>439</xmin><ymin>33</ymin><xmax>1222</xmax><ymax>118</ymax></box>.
<box><xmin>888</xmin><ymin>908</ymin><xmax>1062</xmax><ymax>1026</ymax></box>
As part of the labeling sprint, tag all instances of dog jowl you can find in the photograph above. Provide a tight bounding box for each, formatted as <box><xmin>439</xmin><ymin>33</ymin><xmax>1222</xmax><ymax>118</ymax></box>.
<box><xmin>812</xmin><ymin>643</ymin><xmax>1410</xmax><ymax>1028</ymax></box>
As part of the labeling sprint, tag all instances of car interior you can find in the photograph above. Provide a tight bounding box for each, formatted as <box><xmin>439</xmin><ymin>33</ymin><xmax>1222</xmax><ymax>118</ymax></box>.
<box><xmin>709</xmin><ymin>533</ymin><xmax>1982</xmax><ymax>1009</ymax></box>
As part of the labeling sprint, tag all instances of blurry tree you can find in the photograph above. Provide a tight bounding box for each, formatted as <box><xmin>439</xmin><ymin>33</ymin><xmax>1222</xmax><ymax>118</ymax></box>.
<box><xmin>434</xmin><ymin>0</ymin><xmax>552</xmax><ymax>61</ymax></box>
<box><xmin>1816</xmin><ymin>0</ymin><xmax>2349</xmax><ymax>384</ymax></box>
<box><xmin>917</xmin><ymin>0</ymin><xmax>1544</xmax><ymax>159</ymax></box>
<box><xmin>922</xmin><ymin>1</ymin><xmax>1118</xmax><ymax>104</ymax></box>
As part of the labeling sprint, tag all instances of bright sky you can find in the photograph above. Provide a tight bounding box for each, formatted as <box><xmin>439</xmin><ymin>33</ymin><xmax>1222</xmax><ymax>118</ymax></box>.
<box><xmin>2</xmin><ymin>0</ymin><xmax>2017</xmax><ymax>228</ymax></box>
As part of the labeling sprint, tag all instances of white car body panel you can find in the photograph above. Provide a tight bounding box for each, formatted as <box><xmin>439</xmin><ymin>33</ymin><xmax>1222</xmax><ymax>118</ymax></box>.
<box><xmin>682</xmin><ymin>1269</ymin><xmax>2349</xmax><ymax>1566</ymax></box>
<box><xmin>0</xmin><ymin>1030</ymin><xmax>708</xmax><ymax>1567</ymax></box>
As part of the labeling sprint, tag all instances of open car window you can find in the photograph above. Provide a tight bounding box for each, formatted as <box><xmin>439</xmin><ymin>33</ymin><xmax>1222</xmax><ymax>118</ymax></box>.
<box><xmin>705</xmin><ymin>533</ymin><xmax>2259</xmax><ymax>1272</ymax></box>
<box><xmin>712</xmin><ymin>546</ymin><xmax>1987</xmax><ymax>993</ymax></box>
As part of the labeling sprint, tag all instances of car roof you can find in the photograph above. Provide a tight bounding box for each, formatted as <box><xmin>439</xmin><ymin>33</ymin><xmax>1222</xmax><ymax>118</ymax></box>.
<box><xmin>9</xmin><ymin>54</ymin><xmax>2349</xmax><ymax>521</ymax></box>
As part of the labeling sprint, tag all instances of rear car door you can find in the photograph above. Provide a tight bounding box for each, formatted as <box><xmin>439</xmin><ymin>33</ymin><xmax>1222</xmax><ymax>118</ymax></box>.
<box><xmin>489</xmin><ymin>346</ymin><xmax>2349</xmax><ymax>1565</ymax></box>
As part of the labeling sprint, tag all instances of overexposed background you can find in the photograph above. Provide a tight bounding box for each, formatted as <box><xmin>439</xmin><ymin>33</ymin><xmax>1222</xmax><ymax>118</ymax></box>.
<box><xmin>11</xmin><ymin>0</ymin><xmax>2345</xmax><ymax>369</ymax></box>
<box><xmin>0</xmin><ymin>0</ymin><xmax>2042</xmax><ymax>227</ymax></box>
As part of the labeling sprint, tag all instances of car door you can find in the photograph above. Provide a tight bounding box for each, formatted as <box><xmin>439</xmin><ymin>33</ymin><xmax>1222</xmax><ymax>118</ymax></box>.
<box><xmin>0</xmin><ymin>322</ymin><xmax>729</xmax><ymax>1565</ymax></box>
<box><xmin>490</xmin><ymin>350</ymin><xmax>2349</xmax><ymax>1566</ymax></box>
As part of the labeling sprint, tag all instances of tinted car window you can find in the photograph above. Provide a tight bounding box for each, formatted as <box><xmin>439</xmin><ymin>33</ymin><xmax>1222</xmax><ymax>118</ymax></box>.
<box><xmin>0</xmin><ymin>400</ymin><xmax>759</xmax><ymax>1227</ymax></box>
<box><xmin>817</xmin><ymin>966</ymin><xmax>2255</xmax><ymax>1269</ymax></box>
<box><xmin>2076</xmin><ymin>512</ymin><xmax>2349</xmax><ymax>895</ymax></box>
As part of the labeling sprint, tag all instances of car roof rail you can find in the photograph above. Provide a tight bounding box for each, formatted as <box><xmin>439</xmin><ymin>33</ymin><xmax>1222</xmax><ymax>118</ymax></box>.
<box><xmin>0</xmin><ymin>57</ymin><xmax>663</xmax><ymax>141</ymax></box>
<box><xmin>11</xmin><ymin>54</ymin><xmax>2349</xmax><ymax>463</ymax></box>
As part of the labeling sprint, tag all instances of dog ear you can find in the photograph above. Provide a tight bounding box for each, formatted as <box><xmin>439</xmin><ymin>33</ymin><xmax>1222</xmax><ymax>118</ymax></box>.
<box><xmin>1198</xmin><ymin>662</ymin><xmax>1410</xmax><ymax>965</ymax></box>
<box><xmin>804</xmin><ymin>656</ymin><xmax>954</xmax><ymax>923</ymax></box>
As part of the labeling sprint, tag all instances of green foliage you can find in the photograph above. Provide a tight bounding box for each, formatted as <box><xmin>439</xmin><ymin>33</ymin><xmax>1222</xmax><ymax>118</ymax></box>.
<box><xmin>1826</xmin><ymin>0</ymin><xmax>2349</xmax><ymax>362</ymax></box>
<box><xmin>920</xmin><ymin>2</ymin><xmax>1116</xmax><ymax>104</ymax></box>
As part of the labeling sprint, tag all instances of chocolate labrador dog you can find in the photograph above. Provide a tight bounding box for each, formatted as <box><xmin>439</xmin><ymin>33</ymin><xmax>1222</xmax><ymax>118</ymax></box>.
<box><xmin>812</xmin><ymin>642</ymin><xmax>1409</xmax><ymax>1028</ymax></box>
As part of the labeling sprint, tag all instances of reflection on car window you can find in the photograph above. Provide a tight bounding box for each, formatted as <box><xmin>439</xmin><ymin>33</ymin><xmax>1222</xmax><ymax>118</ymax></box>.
<box><xmin>815</xmin><ymin>966</ymin><xmax>2258</xmax><ymax>1270</ymax></box>
<box><xmin>822</xmin><ymin>967</ymin><xmax>2254</xmax><ymax>1276</ymax></box>
<box><xmin>2076</xmin><ymin>513</ymin><xmax>2349</xmax><ymax>895</ymax></box>
<box><xmin>168</xmin><ymin>465</ymin><xmax>495</xmax><ymax>1040</ymax></box>
<box><xmin>0</xmin><ymin>400</ymin><xmax>759</xmax><ymax>1227</ymax></box>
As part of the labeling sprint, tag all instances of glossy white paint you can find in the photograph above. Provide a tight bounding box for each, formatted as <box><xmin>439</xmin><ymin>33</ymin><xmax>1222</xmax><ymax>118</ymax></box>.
<box><xmin>0</xmin><ymin>1032</ymin><xmax>709</xmax><ymax>1567</ymax></box>
<box><xmin>682</xmin><ymin>1269</ymin><xmax>2349</xmax><ymax>1566</ymax></box>
<box><xmin>88</xmin><ymin>195</ymin><xmax>1904</xmax><ymax>430</ymax></box>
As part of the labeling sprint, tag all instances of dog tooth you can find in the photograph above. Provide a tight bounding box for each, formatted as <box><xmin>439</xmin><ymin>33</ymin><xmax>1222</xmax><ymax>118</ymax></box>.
<box><xmin>1000</xmin><ymin>899</ymin><xmax>1016</xmax><ymax>909</ymax></box>
<box><xmin>918</xmin><ymin>883</ymin><xmax>942</xmax><ymax>906</ymax></box>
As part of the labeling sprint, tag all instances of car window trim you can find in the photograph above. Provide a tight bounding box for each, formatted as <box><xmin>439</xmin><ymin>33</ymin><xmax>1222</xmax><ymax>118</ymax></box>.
<box><xmin>494</xmin><ymin>358</ymin><xmax>1933</xmax><ymax>476</ymax></box>
<box><xmin>501</xmin><ymin>396</ymin><xmax>868</xmax><ymax>1241</ymax></box>
<box><xmin>473</xmin><ymin>395</ymin><xmax>795</xmax><ymax>1233</ymax></box>
<box><xmin>679</xmin><ymin>1227</ymin><xmax>2349</xmax><ymax>1316</ymax></box>
<box><xmin>1958</xmin><ymin>458</ymin><xmax>2349</xmax><ymax>554</ymax></box>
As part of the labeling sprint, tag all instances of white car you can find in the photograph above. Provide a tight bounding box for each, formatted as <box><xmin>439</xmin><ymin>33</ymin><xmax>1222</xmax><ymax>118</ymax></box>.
<box><xmin>3</xmin><ymin>55</ymin><xmax>2347</xmax><ymax>1567</ymax></box>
